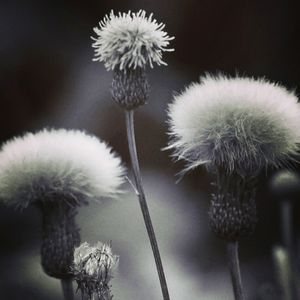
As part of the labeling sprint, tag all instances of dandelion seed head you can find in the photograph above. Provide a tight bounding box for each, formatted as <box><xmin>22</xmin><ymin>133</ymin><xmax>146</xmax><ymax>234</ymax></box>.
<box><xmin>92</xmin><ymin>10</ymin><xmax>174</xmax><ymax>71</ymax></box>
<box><xmin>0</xmin><ymin>129</ymin><xmax>125</xmax><ymax>208</ymax></box>
<box><xmin>167</xmin><ymin>74</ymin><xmax>300</xmax><ymax>176</ymax></box>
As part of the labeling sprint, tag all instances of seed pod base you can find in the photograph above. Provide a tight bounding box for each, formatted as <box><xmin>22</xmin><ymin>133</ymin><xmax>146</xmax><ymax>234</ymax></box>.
<box><xmin>209</xmin><ymin>171</ymin><xmax>257</xmax><ymax>241</ymax></box>
<box><xmin>111</xmin><ymin>67</ymin><xmax>150</xmax><ymax>110</ymax></box>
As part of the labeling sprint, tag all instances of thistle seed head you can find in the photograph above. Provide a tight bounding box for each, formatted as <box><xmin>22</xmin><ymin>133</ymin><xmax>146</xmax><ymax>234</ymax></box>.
<box><xmin>0</xmin><ymin>128</ymin><xmax>125</xmax><ymax>209</ymax></box>
<box><xmin>92</xmin><ymin>10</ymin><xmax>174</xmax><ymax>71</ymax></box>
<box><xmin>167</xmin><ymin>74</ymin><xmax>300</xmax><ymax>176</ymax></box>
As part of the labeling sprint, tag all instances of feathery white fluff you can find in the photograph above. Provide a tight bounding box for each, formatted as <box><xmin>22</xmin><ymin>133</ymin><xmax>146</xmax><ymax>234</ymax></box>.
<box><xmin>92</xmin><ymin>10</ymin><xmax>174</xmax><ymax>71</ymax></box>
<box><xmin>0</xmin><ymin>129</ymin><xmax>125</xmax><ymax>208</ymax></box>
<box><xmin>167</xmin><ymin>74</ymin><xmax>300</xmax><ymax>175</ymax></box>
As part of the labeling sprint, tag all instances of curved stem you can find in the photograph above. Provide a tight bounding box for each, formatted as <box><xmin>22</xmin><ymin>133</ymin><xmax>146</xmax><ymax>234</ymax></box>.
<box><xmin>61</xmin><ymin>278</ymin><xmax>74</xmax><ymax>300</ymax></box>
<box><xmin>227</xmin><ymin>241</ymin><xmax>245</xmax><ymax>300</ymax></box>
<box><xmin>125</xmin><ymin>110</ymin><xmax>170</xmax><ymax>300</ymax></box>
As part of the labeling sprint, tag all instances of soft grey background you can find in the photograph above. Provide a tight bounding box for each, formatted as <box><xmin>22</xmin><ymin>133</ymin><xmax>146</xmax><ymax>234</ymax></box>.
<box><xmin>1</xmin><ymin>0</ymin><xmax>300</xmax><ymax>299</ymax></box>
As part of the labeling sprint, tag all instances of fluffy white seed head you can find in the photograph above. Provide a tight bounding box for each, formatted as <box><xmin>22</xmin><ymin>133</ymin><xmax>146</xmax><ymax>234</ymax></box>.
<box><xmin>92</xmin><ymin>10</ymin><xmax>174</xmax><ymax>71</ymax></box>
<box><xmin>73</xmin><ymin>241</ymin><xmax>118</xmax><ymax>292</ymax></box>
<box><xmin>0</xmin><ymin>129</ymin><xmax>125</xmax><ymax>208</ymax></box>
<box><xmin>167</xmin><ymin>74</ymin><xmax>300</xmax><ymax>176</ymax></box>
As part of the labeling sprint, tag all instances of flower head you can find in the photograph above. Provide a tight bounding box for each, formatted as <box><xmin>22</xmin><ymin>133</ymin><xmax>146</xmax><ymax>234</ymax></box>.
<box><xmin>167</xmin><ymin>74</ymin><xmax>300</xmax><ymax>176</ymax></box>
<box><xmin>0</xmin><ymin>129</ymin><xmax>125</xmax><ymax>209</ymax></box>
<box><xmin>92</xmin><ymin>10</ymin><xmax>174</xmax><ymax>71</ymax></box>
<box><xmin>73</xmin><ymin>242</ymin><xmax>118</xmax><ymax>298</ymax></box>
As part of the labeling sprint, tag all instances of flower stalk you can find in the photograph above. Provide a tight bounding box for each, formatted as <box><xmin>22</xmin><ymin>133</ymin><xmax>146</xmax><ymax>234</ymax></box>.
<box><xmin>281</xmin><ymin>200</ymin><xmax>293</xmax><ymax>257</ymax></box>
<box><xmin>270</xmin><ymin>170</ymin><xmax>300</xmax><ymax>299</ymax></box>
<box><xmin>91</xmin><ymin>10</ymin><xmax>173</xmax><ymax>299</ymax></box>
<box><xmin>125</xmin><ymin>110</ymin><xmax>170</xmax><ymax>300</ymax></box>
<box><xmin>61</xmin><ymin>278</ymin><xmax>75</xmax><ymax>300</ymax></box>
<box><xmin>227</xmin><ymin>241</ymin><xmax>244</xmax><ymax>300</ymax></box>
<box><xmin>209</xmin><ymin>169</ymin><xmax>257</xmax><ymax>299</ymax></box>
<box><xmin>280</xmin><ymin>203</ymin><xmax>299</xmax><ymax>300</ymax></box>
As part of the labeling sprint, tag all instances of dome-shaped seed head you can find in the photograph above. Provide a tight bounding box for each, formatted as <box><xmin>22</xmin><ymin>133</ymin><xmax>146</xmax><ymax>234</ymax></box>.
<box><xmin>167</xmin><ymin>74</ymin><xmax>300</xmax><ymax>176</ymax></box>
<box><xmin>0</xmin><ymin>128</ymin><xmax>125</xmax><ymax>209</ymax></box>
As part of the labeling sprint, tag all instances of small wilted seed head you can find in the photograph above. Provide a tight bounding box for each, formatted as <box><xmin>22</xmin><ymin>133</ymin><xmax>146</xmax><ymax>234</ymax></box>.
<box><xmin>73</xmin><ymin>242</ymin><xmax>118</xmax><ymax>299</ymax></box>
<box><xmin>167</xmin><ymin>74</ymin><xmax>300</xmax><ymax>176</ymax></box>
<box><xmin>0</xmin><ymin>128</ymin><xmax>125</xmax><ymax>209</ymax></box>
<box><xmin>92</xmin><ymin>10</ymin><xmax>174</xmax><ymax>71</ymax></box>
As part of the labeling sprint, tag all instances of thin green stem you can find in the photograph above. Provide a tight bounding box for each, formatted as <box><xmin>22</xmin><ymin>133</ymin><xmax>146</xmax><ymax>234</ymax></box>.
<box><xmin>227</xmin><ymin>241</ymin><xmax>245</xmax><ymax>300</ymax></box>
<box><xmin>61</xmin><ymin>278</ymin><xmax>74</xmax><ymax>300</ymax></box>
<box><xmin>125</xmin><ymin>110</ymin><xmax>170</xmax><ymax>300</ymax></box>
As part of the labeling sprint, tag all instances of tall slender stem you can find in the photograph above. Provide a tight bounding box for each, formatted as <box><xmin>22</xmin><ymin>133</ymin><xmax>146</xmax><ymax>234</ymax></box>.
<box><xmin>61</xmin><ymin>278</ymin><xmax>74</xmax><ymax>300</ymax></box>
<box><xmin>125</xmin><ymin>110</ymin><xmax>170</xmax><ymax>300</ymax></box>
<box><xmin>226</xmin><ymin>241</ymin><xmax>245</xmax><ymax>300</ymax></box>
<box><xmin>281</xmin><ymin>201</ymin><xmax>293</xmax><ymax>256</ymax></box>
<box><xmin>280</xmin><ymin>200</ymin><xmax>298</xmax><ymax>300</ymax></box>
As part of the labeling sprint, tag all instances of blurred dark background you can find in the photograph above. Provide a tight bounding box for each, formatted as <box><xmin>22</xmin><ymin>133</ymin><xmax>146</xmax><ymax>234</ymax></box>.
<box><xmin>1</xmin><ymin>0</ymin><xmax>300</xmax><ymax>299</ymax></box>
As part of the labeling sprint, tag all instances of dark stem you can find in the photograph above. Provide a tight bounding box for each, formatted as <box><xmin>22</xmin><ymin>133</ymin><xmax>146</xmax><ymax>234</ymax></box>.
<box><xmin>227</xmin><ymin>241</ymin><xmax>245</xmax><ymax>300</ymax></box>
<box><xmin>61</xmin><ymin>278</ymin><xmax>74</xmax><ymax>300</ymax></box>
<box><xmin>281</xmin><ymin>201</ymin><xmax>293</xmax><ymax>255</ymax></box>
<box><xmin>280</xmin><ymin>201</ymin><xmax>298</xmax><ymax>300</ymax></box>
<box><xmin>125</xmin><ymin>110</ymin><xmax>170</xmax><ymax>300</ymax></box>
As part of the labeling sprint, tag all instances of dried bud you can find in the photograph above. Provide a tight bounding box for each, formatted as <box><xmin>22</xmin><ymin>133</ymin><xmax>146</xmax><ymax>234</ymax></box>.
<box><xmin>73</xmin><ymin>242</ymin><xmax>118</xmax><ymax>300</ymax></box>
